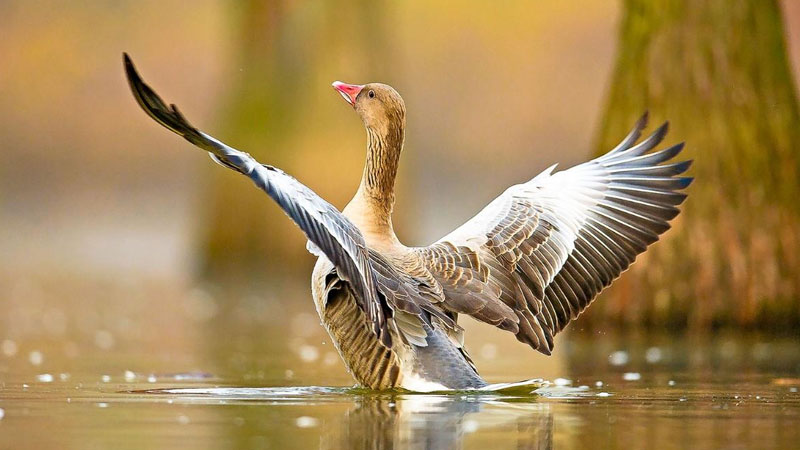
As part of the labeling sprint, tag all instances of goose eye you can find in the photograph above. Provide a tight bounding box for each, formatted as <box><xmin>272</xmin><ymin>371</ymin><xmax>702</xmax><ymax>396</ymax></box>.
<box><xmin>368</xmin><ymin>90</ymin><xmax>375</xmax><ymax>98</ymax></box>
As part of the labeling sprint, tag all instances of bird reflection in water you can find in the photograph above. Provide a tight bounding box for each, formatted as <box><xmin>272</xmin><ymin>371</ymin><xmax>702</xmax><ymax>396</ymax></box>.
<box><xmin>143</xmin><ymin>386</ymin><xmax>555</xmax><ymax>449</ymax></box>
<box><xmin>322</xmin><ymin>394</ymin><xmax>553</xmax><ymax>450</ymax></box>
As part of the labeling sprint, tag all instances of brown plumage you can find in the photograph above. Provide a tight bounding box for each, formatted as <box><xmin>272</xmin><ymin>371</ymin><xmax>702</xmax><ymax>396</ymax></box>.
<box><xmin>125</xmin><ymin>55</ymin><xmax>692</xmax><ymax>391</ymax></box>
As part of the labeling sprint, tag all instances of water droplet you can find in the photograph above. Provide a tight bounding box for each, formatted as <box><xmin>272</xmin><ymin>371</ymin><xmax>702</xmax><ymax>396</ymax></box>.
<box><xmin>147</xmin><ymin>375</ymin><xmax>157</xmax><ymax>383</ymax></box>
<box><xmin>595</xmin><ymin>381</ymin><xmax>603</xmax><ymax>387</ymax></box>
<box><xmin>622</xmin><ymin>372</ymin><xmax>641</xmax><ymax>381</ymax></box>
<box><xmin>790</xmin><ymin>387</ymin><xmax>798</xmax><ymax>393</ymax></box>
<box><xmin>463</xmin><ymin>419</ymin><xmax>479</xmax><ymax>433</ymax></box>
<box><xmin>177</xmin><ymin>414</ymin><xmax>190</xmax><ymax>425</ymax></box>
<box><xmin>36</xmin><ymin>373</ymin><xmax>54</xmax><ymax>383</ymax></box>
<box><xmin>609</xmin><ymin>350</ymin><xmax>629</xmax><ymax>366</ymax></box>
<box><xmin>554</xmin><ymin>378</ymin><xmax>572</xmax><ymax>386</ymax></box>
<box><xmin>295</xmin><ymin>416</ymin><xmax>318</xmax><ymax>428</ymax></box>
<box><xmin>124</xmin><ymin>370</ymin><xmax>136</xmax><ymax>382</ymax></box>
<box><xmin>0</xmin><ymin>408</ymin><xmax>4</xmax><ymax>420</ymax></box>
<box><xmin>480</xmin><ymin>343</ymin><xmax>498</xmax><ymax>360</ymax></box>
<box><xmin>59</xmin><ymin>373</ymin><xmax>70</xmax><ymax>381</ymax></box>
<box><xmin>668</xmin><ymin>380</ymin><xmax>676</xmax><ymax>386</ymax></box>
<box><xmin>645</xmin><ymin>347</ymin><xmax>663</xmax><ymax>364</ymax></box>
<box><xmin>596</xmin><ymin>392</ymin><xmax>611</xmax><ymax>397</ymax></box>
<box><xmin>97</xmin><ymin>402</ymin><xmax>109</xmax><ymax>408</ymax></box>
<box><xmin>94</xmin><ymin>330</ymin><xmax>115</xmax><ymax>350</ymax></box>
<box><xmin>1</xmin><ymin>339</ymin><xmax>18</xmax><ymax>357</ymax></box>
<box><xmin>28</xmin><ymin>351</ymin><xmax>43</xmax><ymax>366</ymax></box>
<box><xmin>101</xmin><ymin>375</ymin><xmax>111</xmax><ymax>382</ymax></box>
<box><xmin>298</xmin><ymin>345</ymin><xmax>319</xmax><ymax>363</ymax></box>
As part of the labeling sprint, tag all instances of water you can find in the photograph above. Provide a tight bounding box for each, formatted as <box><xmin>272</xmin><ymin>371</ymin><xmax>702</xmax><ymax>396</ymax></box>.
<box><xmin>1</xmin><ymin>278</ymin><xmax>798</xmax><ymax>448</ymax></box>
<box><xmin>2</xmin><ymin>333</ymin><xmax>799</xmax><ymax>449</ymax></box>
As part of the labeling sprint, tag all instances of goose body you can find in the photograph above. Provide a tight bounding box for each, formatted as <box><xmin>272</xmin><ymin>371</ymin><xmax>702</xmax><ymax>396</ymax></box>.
<box><xmin>124</xmin><ymin>55</ymin><xmax>692</xmax><ymax>391</ymax></box>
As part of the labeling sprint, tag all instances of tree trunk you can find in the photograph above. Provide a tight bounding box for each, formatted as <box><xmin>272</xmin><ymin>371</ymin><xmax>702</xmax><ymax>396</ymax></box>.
<box><xmin>589</xmin><ymin>0</ymin><xmax>800</xmax><ymax>329</ymax></box>
<box><xmin>197</xmin><ymin>0</ymin><xmax>390</xmax><ymax>280</ymax></box>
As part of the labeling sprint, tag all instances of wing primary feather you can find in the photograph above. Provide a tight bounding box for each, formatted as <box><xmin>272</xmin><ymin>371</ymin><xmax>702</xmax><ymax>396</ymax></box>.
<box><xmin>414</xmin><ymin>112</ymin><xmax>690</xmax><ymax>355</ymax></box>
<box><xmin>602</xmin><ymin>111</ymin><xmax>649</xmax><ymax>158</ymax></box>
<box><xmin>124</xmin><ymin>53</ymin><xmax>393</xmax><ymax>347</ymax></box>
<box><xmin>608</xmin><ymin>122</ymin><xmax>669</xmax><ymax>159</ymax></box>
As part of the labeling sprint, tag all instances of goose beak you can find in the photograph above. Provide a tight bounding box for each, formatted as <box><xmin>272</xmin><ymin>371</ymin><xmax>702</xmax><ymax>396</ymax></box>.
<box><xmin>332</xmin><ymin>81</ymin><xmax>364</xmax><ymax>107</ymax></box>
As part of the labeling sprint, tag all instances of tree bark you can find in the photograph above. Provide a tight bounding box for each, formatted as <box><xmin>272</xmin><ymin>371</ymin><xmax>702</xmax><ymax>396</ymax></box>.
<box><xmin>590</xmin><ymin>0</ymin><xmax>800</xmax><ymax>329</ymax></box>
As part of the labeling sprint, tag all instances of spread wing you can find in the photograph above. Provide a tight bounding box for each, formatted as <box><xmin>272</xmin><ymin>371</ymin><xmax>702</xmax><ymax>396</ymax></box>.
<box><xmin>415</xmin><ymin>113</ymin><xmax>692</xmax><ymax>355</ymax></box>
<box><xmin>123</xmin><ymin>54</ymin><xmax>396</xmax><ymax>346</ymax></box>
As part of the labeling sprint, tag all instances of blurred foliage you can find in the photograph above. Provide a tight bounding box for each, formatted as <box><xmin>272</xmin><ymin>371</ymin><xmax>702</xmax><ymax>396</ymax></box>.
<box><xmin>588</xmin><ymin>0</ymin><xmax>800</xmax><ymax>329</ymax></box>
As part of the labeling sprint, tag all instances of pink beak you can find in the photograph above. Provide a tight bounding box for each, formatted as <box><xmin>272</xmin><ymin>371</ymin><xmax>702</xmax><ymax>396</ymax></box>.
<box><xmin>332</xmin><ymin>81</ymin><xmax>364</xmax><ymax>107</ymax></box>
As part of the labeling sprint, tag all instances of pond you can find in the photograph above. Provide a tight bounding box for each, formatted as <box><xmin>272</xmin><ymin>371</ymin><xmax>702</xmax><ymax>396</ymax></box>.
<box><xmin>3</xmin><ymin>373</ymin><xmax>800</xmax><ymax>449</ymax></box>
<box><xmin>1</xmin><ymin>280</ymin><xmax>798</xmax><ymax>450</ymax></box>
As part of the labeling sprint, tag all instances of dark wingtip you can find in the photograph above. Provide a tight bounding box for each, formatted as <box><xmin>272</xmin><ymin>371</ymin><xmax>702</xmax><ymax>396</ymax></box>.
<box><xmin>674</xmin><ymin>158</ymin><xmax>693</xmax><ymax>174</ymax></box>
<box><xmin>122</xmin><ymin>53</ymin><xmax>202</xmax><ymax>142</ymax></box>
<box><xmin>604</xmin><ymin>111</ymin><xmax>654</xmax><ymax>157</ymax></box>
<box><xmin>638</xmin><ymin>110</ymin><xmax>649</xmax><ymax>131</ymax></box>
<box><xmin>641</xmin><ymin>121</ymin><xmax>670</xmax><ymax>150</ymax></box>
<box><xmin>675</xmin><ymin>177</ymin><xmax>693</xmax><ymax>189</ymax></box>
<box><xmin>123</xmin><ymin>53</ymin><xmax>147</xmax><ymax>102</ymax></box>
<box><xmin>656</xmin><ymin>121</ymin><xmax>669</xmax><ymax>138</ymax></box>
<box><xmin>123</xmin><ymin>52</ymin><xmax>138</xmax><ymax>83</ymax></box>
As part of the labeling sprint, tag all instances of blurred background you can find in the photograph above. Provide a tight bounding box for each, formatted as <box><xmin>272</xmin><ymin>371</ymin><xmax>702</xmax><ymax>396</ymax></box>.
<box><xmin>1</xmin><ymin>0</ymin><xmax>799</xmax><ymax>393</ymax></box>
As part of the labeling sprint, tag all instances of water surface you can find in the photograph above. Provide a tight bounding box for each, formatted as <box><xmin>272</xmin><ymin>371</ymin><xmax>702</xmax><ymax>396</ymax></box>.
<box><xmin>2</xmin><ymin>330</ymin><xmax>798</xmax><ymax>449</ymax></box>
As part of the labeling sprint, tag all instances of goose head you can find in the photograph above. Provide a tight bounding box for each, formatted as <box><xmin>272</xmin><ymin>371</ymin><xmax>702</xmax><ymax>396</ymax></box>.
<box><xmin>332</xmin><ymin>81</ymin><xmax>406</xmax><ymax>138</ymax></box>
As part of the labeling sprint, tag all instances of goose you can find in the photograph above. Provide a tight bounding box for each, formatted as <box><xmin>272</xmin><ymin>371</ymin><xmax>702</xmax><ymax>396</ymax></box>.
<box><xmin>123</xmin><ymin>54</ymin><xmax>692</xmax><ymax>392</ymax></box>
